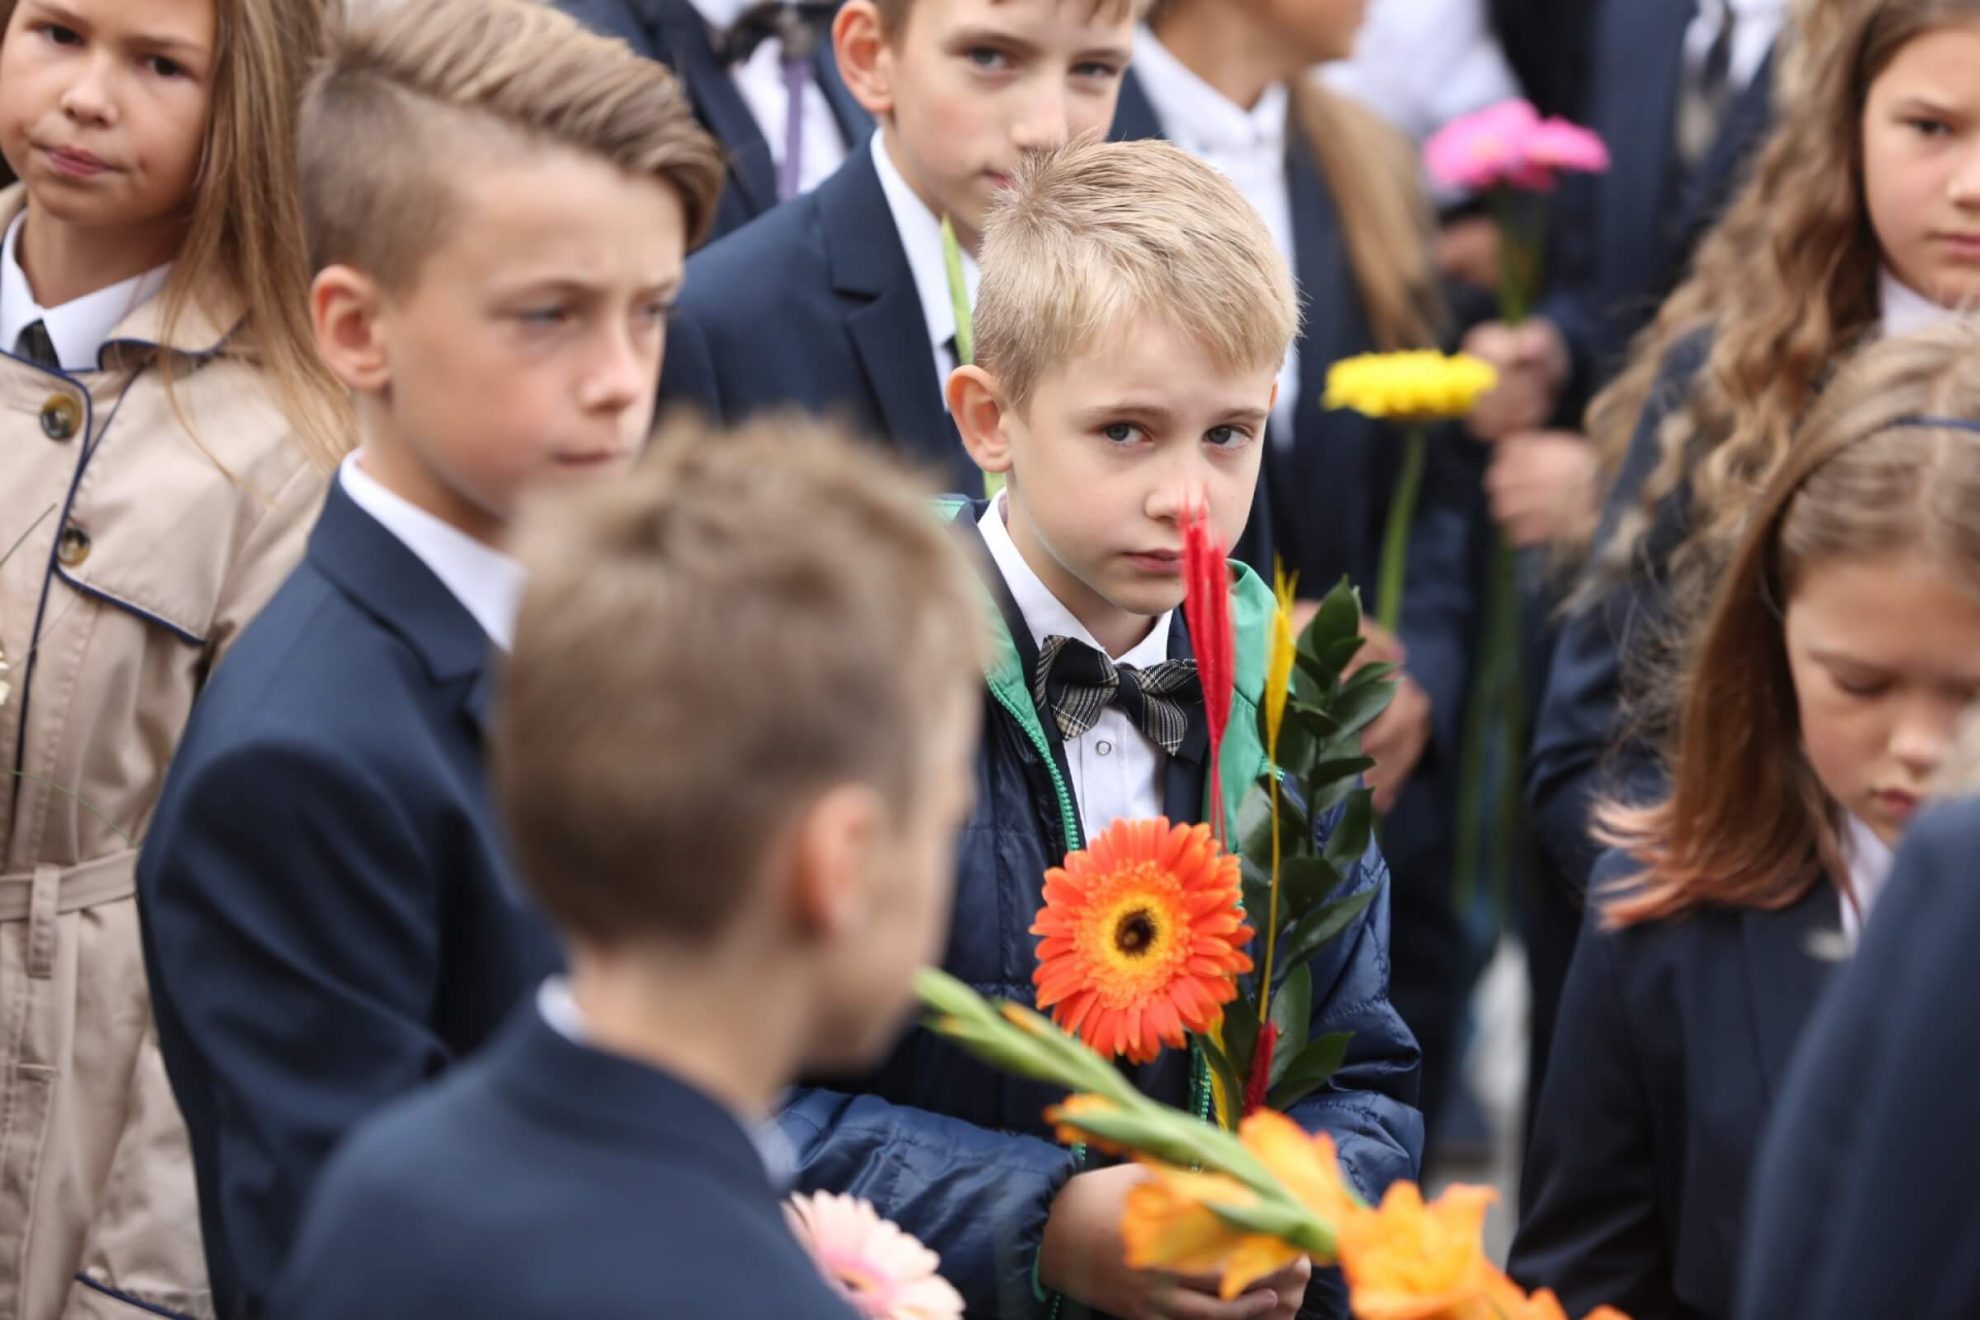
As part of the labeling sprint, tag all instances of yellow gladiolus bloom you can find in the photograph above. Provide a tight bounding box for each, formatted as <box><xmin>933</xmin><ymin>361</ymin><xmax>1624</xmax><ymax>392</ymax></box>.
<box><xmin>1323</xmin><ymin>351</ymin><xmax>1498</xmax><ymax>423</ymax></box>
<box><xmin>1265</xmin><ymin>563</ymin><xmax>1298</xmax><ymax>762</ymax></box>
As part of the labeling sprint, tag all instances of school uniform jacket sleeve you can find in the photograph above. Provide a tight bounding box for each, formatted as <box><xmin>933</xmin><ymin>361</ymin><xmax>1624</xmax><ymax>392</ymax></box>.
<box><xmin>205</xmin><ymin>458</ymin><xmax>329</xmax><ymax>666</ymax></box>
<box><xmin>142</xmin><ymin>735</ymin><xmax>452</xmax><ymax>1316</ymax></box>
<box><xmin>1509</xmin><ymin>886</ymin><xmax>1680</xmax><ymax>1320</ymax></box>
<box><xmin>1526</xmin><ymin>334</ymin><xmax>1708</xmax><ymax>890</ymax></box>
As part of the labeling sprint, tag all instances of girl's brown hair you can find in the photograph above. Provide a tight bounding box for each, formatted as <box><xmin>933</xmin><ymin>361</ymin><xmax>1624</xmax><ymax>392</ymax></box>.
<box><xmin>1581</xmin><ymin>0</ymin><xmax>1980</xmax><ymax>594</ymax></box>
<box><xmin>1598</xmin><ymin>324</ymin><xmax>1980</xmax><ymax>927</ymax></box>
<box><xmin>0</xmin><ymin>0</ymin><xmax>353</xmax><ymax>470</ymax></box>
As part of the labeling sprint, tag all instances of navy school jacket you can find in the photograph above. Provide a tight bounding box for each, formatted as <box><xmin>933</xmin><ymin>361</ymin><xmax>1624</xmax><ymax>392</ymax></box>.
<box><xmin>1526</xmin><ymin>332</ymin><xmax>1709</xmax><ymax>892</ymax></box>
<box><xmin>1540</xmin><ymin>0</ymin><xmax>1775</xmax><ymax>403</ymax></box>
<box><xmin>1509</xmin><ymin>849</ymin><xmax>1846</xmax><ymax>1320</ymax></box>
<box><xmin>1739</xmin><ymin>797</ymin><xmax>1980</xmax><ymax>1320</ymax></box>
<box><xmin>780</xmin><ymin>507</ymin><xmax>1422</xmax><ymax>1320</ymax></box>
<box><xmin>269</xmin><ymin>1005</ymin><xmax>860</xmax><ymax>1320</ymax></box>
<box><xmin>553</xmin><ymin>0</ymin><xmax>873</xmax><ymax>243</ymax></box>
<box><xmin>137</xmin><ymin>481</ymin><xmax>561</xmax><ymax>1319</ymax></box>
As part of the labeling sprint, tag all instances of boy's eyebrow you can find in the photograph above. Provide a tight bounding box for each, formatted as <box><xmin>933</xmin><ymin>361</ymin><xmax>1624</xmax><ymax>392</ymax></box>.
<box><xmin>948</xmin><ymin>24</ymin><xmax>1038</xmax><ymax>56</ymax></box>
<box><xmin>495</xmin><ymin>274</ymin><xmax>684</xmax><ymax>298</ymax></box>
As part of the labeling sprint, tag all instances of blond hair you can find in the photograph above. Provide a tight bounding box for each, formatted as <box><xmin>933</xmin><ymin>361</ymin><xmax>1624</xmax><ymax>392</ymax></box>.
<box><xmin>0</xmin><ymin>0</ymin><xmax>354</xmax><ymax>471</ymax></box>
<box><xmin>975</xmin><ymin>139</ymin><xmax>1299</xmax><ymax>410</ymax></box>
<box><xmin>1583</xmin><ymin>0</ymin><xmax>1980</xmax><ymax>593</ymax></box>
<box><xmin>1599</xmin><ymin>324</ymin><xmax>1980</xmax><ymax>927</ymax></box>
<box><xmin>494</xmin><ymin>413</ymin><xmax>986</xmax><ymax>946</ymax></box>
<box><xmin>299</xmin><ymin>0</ymin><xmax>724</xmax><ymax>296</ymax></box>
<box><xmin>873</xmin><ymin>0</ymin><xmax>1146</xmax><ymax>39</ymax></box>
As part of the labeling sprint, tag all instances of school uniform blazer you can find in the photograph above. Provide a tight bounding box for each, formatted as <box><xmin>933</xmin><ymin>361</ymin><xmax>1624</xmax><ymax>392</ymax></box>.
<box><xmin>1508</xmin><ymin>850</ymin><xmax>1845</xmax><ymax>1320</ymax></box>
<box><xmin>137</xmin><ymin>480</ymin><xmax>562</xmax><ymax>1320</ymax></box>
<box><xmin>1541</xmin><ymin>0</ymin><xmax>1775</xmax><ymax>399</ymax></box>
<box><xmin>658</xmin><ymin>141</ymin><xmax>982</xmax><ymax>494</ymax></box>
<box><xmin>553</xmin><ymin>0</ymin><xmax>873</xmax><ymax>243</ymax></box>
<box><xmin>1736</xmin><ymin>797</ymin><xmax>1980</xmax><ymax>1320</ymax></box>
<box><xmin>268</xmin><ymin>1004</ymin><xmax>859</xmax><ymax>1320</ymax></box>
<box><xmin>1525</xmin><ymin>332</ymin><xmax>1707</xmax><ymax>891</ymax></box>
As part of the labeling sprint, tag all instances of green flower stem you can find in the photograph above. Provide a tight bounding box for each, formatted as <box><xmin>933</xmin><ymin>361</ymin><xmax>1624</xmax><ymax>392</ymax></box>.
<box><xmin>1375</xmin><ymin>426</ymin><xmax>1427</xmax><ymax>635</ymax></box>
<box><xmin>940</xmin><ymin>215</ymin><xmax>1001</xmax><ymax>502</ymax></box>
<box><xmin>1452</xmin><ymin>535</ymin><xmax>1523</xmax><ymax>906</ymax></box>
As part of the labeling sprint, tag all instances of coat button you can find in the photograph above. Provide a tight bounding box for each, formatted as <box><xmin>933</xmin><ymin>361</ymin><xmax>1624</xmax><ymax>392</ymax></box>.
<box><xmin>56</xmin><ymin>524</ymin><xmax>90</xmax><ymax>568</ymax></box>
<box><xmin>40</xmin><ymin>394</ymin><xmax>79</xmax><ymax>441</ymax></box>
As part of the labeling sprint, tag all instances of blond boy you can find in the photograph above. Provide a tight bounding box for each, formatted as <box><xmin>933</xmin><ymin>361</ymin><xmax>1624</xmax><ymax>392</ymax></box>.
<box><xmin>783</xmin><ymin>140</ymin><xmax>1423</xmax><ymax>1320</ymax></box>
<box><xmin>269</xmin><ymin>415</ymin><xmax>984</xmax><ymax>1319</ymax></box>
<box><xmin>137</xmin><ymin>3</ymin><xmax>723</xmax><ymax>1312</ymax></box>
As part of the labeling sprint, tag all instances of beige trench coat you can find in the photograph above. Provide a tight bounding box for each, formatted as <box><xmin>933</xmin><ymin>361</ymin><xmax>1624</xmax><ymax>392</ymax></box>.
<box><xmin>0</xmin><ymin>188</ymin><xmax>330</xmax><ymax>1320</ymax></box>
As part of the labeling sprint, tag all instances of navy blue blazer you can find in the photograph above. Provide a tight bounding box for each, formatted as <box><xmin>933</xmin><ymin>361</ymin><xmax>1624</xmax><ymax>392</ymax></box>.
<box><xmin>1541</xmin><ymin>0</ymin><xmax>1775</xmax><ymax>400</ymax></box>
<box><xmin>269</xmin><ymin>1004</ymin><xmax>858</xmax><ymax>1320</ymax></box>
<box><xmin>1526</xmin><ymin>332</ymin><xmax>1707</xmax><ymax>891</ymax></box>
<box><xmin>1738</xmin><ymin>798</ymin><xmax>1980</xmax><ymax>1320</ymax></box>
<box><xmin>554</xmin><ymin>0</ymin><xmax>873</xmax><ymax>243</ymax></box>
<box><xmin>138</xmin><ymin>481</ymin><xmax>561</xmax><ymax>1319</ymax></box>
<box><xmin>1509</xmin><ymin>851</ymin><xmax>1845</xmax><ymax>1320</ymax></box>
<box><xmin>658</xmin><ymin>140</ymin><xmax>983</xmax><ymax>494</ymax></box>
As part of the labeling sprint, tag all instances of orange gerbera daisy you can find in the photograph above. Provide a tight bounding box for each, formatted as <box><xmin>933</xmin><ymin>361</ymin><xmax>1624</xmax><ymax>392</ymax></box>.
<box><xmin>1032</xmin><ymin>818</ymin><xmax>1254</xmax><ymax>1064</ymax></box>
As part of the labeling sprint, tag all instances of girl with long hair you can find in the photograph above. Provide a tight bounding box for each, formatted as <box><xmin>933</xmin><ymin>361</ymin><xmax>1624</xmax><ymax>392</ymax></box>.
<box><xmin>1529</xmin><ymin>0</ymin><xmax>1980</xmax><ymax>890</ymax></box>
<box><xmin>1513</xmin><ymin>325</ymin><xmax>1980</xmax><ymax>1319</ymax></box>
<box><xmin>0</xmin><ymin>0</ymin><xmax>349</xmax><ymax>1313</ymax></box>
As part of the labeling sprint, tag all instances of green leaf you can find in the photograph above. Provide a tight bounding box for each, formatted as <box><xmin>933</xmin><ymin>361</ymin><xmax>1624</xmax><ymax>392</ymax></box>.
<box><xmin>1320</xmin><ymin>794</ymin><xmax>1374</xmax><ymax>875</ymax></box>
<box><xmin>1304</xmin><ymin>579</ymin><xmax>1362</xmax><ymax>656</ymax></box>
<box><xmin>1275</xmin><ymin>888</ymin><xmax>1379</xmax><ymax>976</ymax></box>
<box><xmin>1222</xmin><ymin>994</ymin><xmax>1261</xmax><ymax>1087</ymax></box>
<box><xmin>1266</xmin><ymin>1032</ymin><xmax>1353</xmax><ymax>1112</ymax></box>
<box><xmin>1330</xmin><ymin>670</ymin><xmax>1398</xmax><ymax>740</ymax></box>
<box><xmin>1200</xmin><ymin>1031</ymin><xmax>1244</xmax><ymax>1126</ymax></box>
<box><xmin>1058</xmin><ymin>1105</ymin><xmax>1227</xmax><ymax>1170</ymax></box>
<box><xmin>1320</xmin><ymin>634</ymin><xmax>1366</xmax><ymax>673</ymax></box>
<box><xmin>1267</xmin><ymin>962</ymin><xmax>1311</xmax><ymax>1085</ymax></box>
<box><xmin>1236</xmin><ymin>777</ymin><xmax>1279</xmax><ymax>864</ymax></box>
<box><xmin>1305</xmin><ymin>776</ymin><xmax>1367</xmax><ymax>823</ymax></box>
<box><xmin>1273</xmin><ymin>709</ymin><xmax>1321</xmax><ymax>780</ymax></box>
<box><xmin>1204</xmin><ymin>1196</ymin><xmax>1336</xmax><ymax>1256</ymax></box>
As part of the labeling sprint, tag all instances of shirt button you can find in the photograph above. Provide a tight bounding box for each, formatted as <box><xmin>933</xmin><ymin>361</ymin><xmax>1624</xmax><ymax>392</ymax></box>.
<box><xmin>56</xmin><ymin>524</ymin><xmax>91</xmax><ymax>568</ymax></box>
<box><xmin>40</xmin><ymin>394</ymin><xmax>80</xmax><ymax>441</ymax></box>
<box><xmin>1096</xmin><ymin>740</ymin><xmax>1113</xmax><ymax>757</ymax></box>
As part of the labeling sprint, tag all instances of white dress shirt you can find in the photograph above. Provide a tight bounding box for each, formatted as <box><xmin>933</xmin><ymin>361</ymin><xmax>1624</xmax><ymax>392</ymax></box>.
<box><xmin>1683</xmin><ymin>0</ymin><xmax>1791</xmax><ymax>97</ymax></box>
<box><xmin>0</xmin><ymin>213</ymin><xmax>170</xmax><ymax>372</ymax></box>
<box><xmin>1322</xmin><ymin>0</ymin><xmax>1521</xmax><ymax>146</ymax></box>
<box><xmin>1839</xmin><ymin>814</ymin><xmax>1895</xmax><ymax>949</ymax></box>
<box><xmin>979</xmin><ymin>491</ymin><xmax>1169</xmax><ymax>840</ymax></box>
<box><xmin>870</xmin><ymin>131</ymin><xmax>981</xmax><ymax>399</ymax></box>
<box><xmin>1133</xmin><ymin>27</ymin><xmax>1301</xmax><ymax>448</ymax></box>
<box><xmin>338</xmin><ymin>452</ymin><xmax>525</xmax><ymax>650</ymax></box>
<box><xmin>1882</xmin><ymin>267</ymin><xmax>1972</xmax><ymax>338</ymax></box>
<box><xmin>688</xmin><ymin>0</ymin><xmax>848</xmax><ymax>198</ymax></box>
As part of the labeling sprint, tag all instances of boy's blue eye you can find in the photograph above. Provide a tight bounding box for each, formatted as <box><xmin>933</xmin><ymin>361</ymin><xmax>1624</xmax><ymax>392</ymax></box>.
<box><xmin>42</xmin><ymin>23</ymin><xmax>82</xmax><ymax>46</ymax></box>
<box><xmin>1205</xmin><ymin>425</ymin><xmax>1246</xmax><ymax>449</ymax></box>
<box><xmin>1101</xmin><ymin>422</ymin><xmax>1139</xmax><ymax>444</ymax></box>
<box><xmin>965</xmin><ymin>47</ymin><xmax>1010</xmax><ymax>71</ymax></box>
<box><xmin>1073</xmin><ymin>61</ymin><xmax>1122</xmax><ymax>81</ymax></box>
<box><xmin>519</xmin><ymin>307</ymin><xmax>571</xmax><ymax>327</ymax></box>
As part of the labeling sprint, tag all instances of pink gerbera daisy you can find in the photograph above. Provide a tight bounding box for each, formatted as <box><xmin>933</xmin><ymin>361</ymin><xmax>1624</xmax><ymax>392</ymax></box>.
<box><xmin>785</xmin><ymin>1191</ymin><xmax>965</xmax><ymax>1320</ymax></box>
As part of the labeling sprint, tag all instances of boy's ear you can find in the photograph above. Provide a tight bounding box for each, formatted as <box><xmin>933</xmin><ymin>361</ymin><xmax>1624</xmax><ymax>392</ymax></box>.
<box><xmin>949</xmin><ymin>365</ymin><xmax>1015</xmax><ymax>477</ymax></box>
<box><xmin>833</xmin><ymin>0</ymin><xmax>896</xmax><ymax>120</ymax></box>
<box><xmin>786</xmin><ymin>783</ymin><xmax>885</xmax><ymax>940</ymax></box>
<box><xmin>311</xmin><ymin>265</ymin><xmax>391</xmax><ymax>394</ymax></box>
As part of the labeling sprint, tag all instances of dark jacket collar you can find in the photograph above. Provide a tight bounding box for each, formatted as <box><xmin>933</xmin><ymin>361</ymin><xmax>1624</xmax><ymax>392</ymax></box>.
<box><xmin>1741</xmin><ymin>881</ymin><xmax>1844</xmax><ymax>1104</ymax></box>
<box><xmin>644</xmin><ymin>0</ymin><xmax>781</xmax><ymax>214</ymax></box>
<box><xmin>305</xmin><ymin>479</ymin><xmax>495</xmax><ymax>693</ymax></box>
<box><xmin>488</xmin><ymin>1002</ymin><xmax>777</xmax><ymax>1192</ymax></box>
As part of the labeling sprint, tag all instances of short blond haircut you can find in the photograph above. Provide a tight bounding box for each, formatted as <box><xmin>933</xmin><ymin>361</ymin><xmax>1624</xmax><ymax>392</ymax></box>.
<box><xmin>494</xmin><ymin>414</ymin><xmax>986</xmax><ymax>946</ymax></box>
<box><xmin>300</xmin><ymin>0</ymin><xmax>723</xmax><ymax>292</ymax></box>
<box><xmin>873</xmin><ymin>0</ymin><xmax>1147</xmax><ymax>40</ymax></box>
<box><xmin>975</xmin><ymin>139</ymin><xmax>1300</xmax><ymax>410</ymax></box>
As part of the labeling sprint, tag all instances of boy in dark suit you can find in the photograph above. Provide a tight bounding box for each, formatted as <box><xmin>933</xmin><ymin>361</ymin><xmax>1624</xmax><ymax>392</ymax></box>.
<box><xmin>657</xmin><ymin>0</ymin><xmax>1139</xmax><ymax>496</ymax></box>
<box><xmin>783</xmin><ymin>139</ymin><xmax>1422</xmax><ymax>1320</ymax></box>
<box><xmin>554</xmin><ymin>0</ymin><xmax>874</xmax><ymax>241</ymax></box>
<box><xmin>270</xmin><ymin>413</ymin><xmax>988</xmax><ymax>1320</ymax></box>
<box><xmin>134</xmin><ymin>4</ymin><xmax>723</xmax><ymax>1314</ymax></box>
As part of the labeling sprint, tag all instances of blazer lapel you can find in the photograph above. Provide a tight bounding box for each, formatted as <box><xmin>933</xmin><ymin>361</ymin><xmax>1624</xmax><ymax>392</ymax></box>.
<box><xmin>651</xmin><ymin>0</ymin><xmax>778</xmax><ymax>217</ymax></box>
<box><xmin>1109</xmin><ymin>68</ymin><xmax>1165</xmax><ymax>144</ymax></box>
<box><xmin>1740</xmin><ymin>883</ymin><xmax>1845</xmax><ymax>1104</ymax></box>
<box><xmin>1595</xmin><ymin>1</ymin><xmax>1690</xmax><ymax>292</ymax></box>
<box><xmin>1670</xmin><ymin>41</ymin><xmax>1777</xmax><ymax>271</ymax></box>
<box><xmin>818</xmin><ymin>149</ymin><xmax>966</xmax><ymax>486</ymax></box>
<box><xmin>1160</xmin><ymin>614</ymin><xmax>1211</xmax><ymax>827</ymax></box>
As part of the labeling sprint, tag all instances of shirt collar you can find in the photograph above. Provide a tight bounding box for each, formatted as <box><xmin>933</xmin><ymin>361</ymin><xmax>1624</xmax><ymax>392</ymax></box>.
<box><xmin>1881</xmin><ymin>267</ymin><xmax>1970</xmax><ymax>339</ymax></box>
<box><xmin>687</xmin><ymin>0</ymin><xmax>754</xmax><ymax>30</ymax></box>
<box><xmin>1840</xmin><ymin>812</ymin><xmax>1896</xmax><ymax>945</ymax></box>
<box><xmin>0</xmin><ymin>211</ymin><xmax>171</xmax><ymax>372</ymax></box>
<box><xmin>869</xmin><ymin>130</ymin><xmax>980</xmax><ymax>360</ymax></box>
<box><xmin>977</xmin><ymin>489</ymin><xmax>1170</xmax><ymax>666</ymax></box>
<box><xmin>337</xmin><ymin>451</ymin><xmax>525</xmax><ymax>651</ymax></box>
<box><xmin>1131</xmin><ymin>25</ymin><xmax>1288</xmax><ymax>160</ymax></box>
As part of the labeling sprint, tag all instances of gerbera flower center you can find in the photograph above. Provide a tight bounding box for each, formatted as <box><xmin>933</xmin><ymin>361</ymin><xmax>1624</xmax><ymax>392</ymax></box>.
<box><xmin>1113</xmin><ymin>906</ymin><xmax>1161</xmax><ymax>957</ymax></box>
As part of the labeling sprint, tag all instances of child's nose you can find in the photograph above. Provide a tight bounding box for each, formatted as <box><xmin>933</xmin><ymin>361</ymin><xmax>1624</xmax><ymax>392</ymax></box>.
<box><xmin>1008</xmin><ymin>81</ymin><xmax>1071</xmax><ymax>153</ymax></box>
<box><xmin>58</xmin><ymin>57</ymin><xmax>119</xmax><ymax>125</ymax></box>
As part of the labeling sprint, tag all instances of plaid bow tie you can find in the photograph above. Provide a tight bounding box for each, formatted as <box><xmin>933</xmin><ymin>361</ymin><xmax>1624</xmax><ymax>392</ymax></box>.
<box><xmin>1034</xmin><ymin>635</ymin><xmax>1200</xmax><ymax>757</ymax></box>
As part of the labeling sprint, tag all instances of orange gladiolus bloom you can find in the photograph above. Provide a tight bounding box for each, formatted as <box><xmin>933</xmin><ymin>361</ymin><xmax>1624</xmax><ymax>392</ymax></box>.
<box><xmin>1031</xmin><ymin>819</ymin><xmax>1253</xmax><ymax>1064</ymax></box>
<box><xmin>1335</xmin><ymin>1182</ymin><xmax>1498</xmax><ymax>1320</ymax></box>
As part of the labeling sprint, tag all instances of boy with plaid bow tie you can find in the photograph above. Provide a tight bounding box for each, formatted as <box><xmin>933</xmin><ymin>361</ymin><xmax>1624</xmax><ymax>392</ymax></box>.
<box><xmin>777</xmin><ymin>139</ymin><xmax>1422</xmax><ymax>1320</ymax></box>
